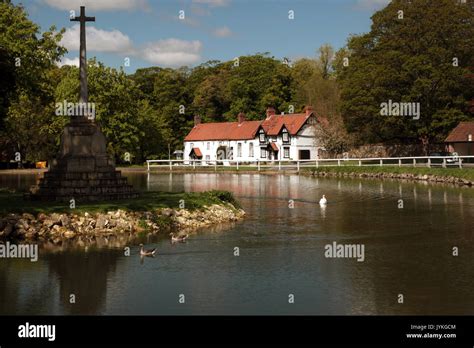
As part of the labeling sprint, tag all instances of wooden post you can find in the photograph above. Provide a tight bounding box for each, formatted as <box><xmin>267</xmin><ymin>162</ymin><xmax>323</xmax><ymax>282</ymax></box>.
<box><xmin>427</xmin><ymin>158</ymin><xmax>431</xmax><ymax>168</ymax></box>
<box><xmin>278</xmin><ymin>161</ymin><xmax>281</xmax><ymax>171</ymax></box>
<box><xmin>193</xmin><ymin>160</ymin><xmax>196</xmax><ymax>170</ymax></box>
<box><xmin>258</xmin><ymin>160</ymin><xmax>260</xmax><ymax>171</ymax></box>
<box><xmin>413</xmin><ymin>158</ymin><xmax>416</xmax><ymax>167</ymax></box>
<box><xmin>214</xmin><ymin>161</ymin><xmax>217</xmax><ymax>171</ymax></box>
<box><xmin>297</xmin><ymin>161</ymin><xmax>300</xmax><ymax>172</ymax></box>
<box><xmin>379</xmin><ymin>159</ymin><xmax>383</xmax><ymax>167</ymax></box>
<box><xmin>236</xmin><ymin>161</ymin><xmax>239</xmax><ymax>171</ymax></box>
<box><xmin>169</xmin><ymin>160</ymin><xmax>172</xmax><ymax>171</ymax></box>
<box><xmin>337</xmin><ymin>159</ymin><xmax>341</xmax><ymax>166</ymax></box>
<box><xmin>459</xmin><ymin>159</ymin><xmax>462</xmax><ymax>169</ymax></box>
<box><xmin>147</xmin><ymin>161</ymin><xmax>150</xmax><ymax>172</ymax></box>
<box><xmin>398</xmin><ymin>159</ymin><xmax>401</xmax><ymax>167</ymax></box>
<box><xmin>358</xmin><ymin>160</ymin><xmax>361</xmax><ymax>167</ymax></box>
<box><xmin>442</xmin><ymin>158</ymin><xmax>446</xmax><ymax>168</ymax></box>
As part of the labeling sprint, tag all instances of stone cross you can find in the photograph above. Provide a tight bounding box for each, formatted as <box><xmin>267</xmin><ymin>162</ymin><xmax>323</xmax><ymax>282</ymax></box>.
<box><xmin>70</xmin><ymin>6</ymin><xmax>95</xmax><ymax>105</ymax></box>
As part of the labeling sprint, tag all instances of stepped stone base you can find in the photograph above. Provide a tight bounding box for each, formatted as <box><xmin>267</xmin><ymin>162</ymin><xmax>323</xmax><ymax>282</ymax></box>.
<box><xmin>29</xmin><ymin>119</ymin><xmax>138</xmax><ymax>202</ymax></box>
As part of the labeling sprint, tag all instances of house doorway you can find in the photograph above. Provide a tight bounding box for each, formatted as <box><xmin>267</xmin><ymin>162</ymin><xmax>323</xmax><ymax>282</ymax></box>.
<box><xmin>268</xmin><ymin>143</ymin><xmax>279</xmax><ymax>161</ymax></box>
<box><xmin>299</xmin><ymin>150</ymin><xmax>310</xmax><ymax>160</ymax></box>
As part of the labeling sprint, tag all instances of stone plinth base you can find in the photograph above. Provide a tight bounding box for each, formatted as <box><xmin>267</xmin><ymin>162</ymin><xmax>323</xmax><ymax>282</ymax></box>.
<box><xmin>29</xmin><ymin>120</ymin><xmax>139</xmax><ymax>202</ymax></box>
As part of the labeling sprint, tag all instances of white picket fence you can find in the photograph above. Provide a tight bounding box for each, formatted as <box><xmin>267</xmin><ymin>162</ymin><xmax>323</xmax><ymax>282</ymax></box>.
<box><xmin>146</xmin><ymin>155</ymin><xmax>474</xmax><ymax>172</ymax></box>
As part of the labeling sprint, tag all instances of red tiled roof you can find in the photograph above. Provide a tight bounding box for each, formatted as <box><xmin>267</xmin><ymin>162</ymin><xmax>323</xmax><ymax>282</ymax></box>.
<box><xmin>270</xmin><ymin>142</ymin><xmax>279</xmax><ymax>151</ymax></box>
<box><xmin>184</xmin><ymin>112</ymin><xmax>322</xmax><ymax>142</ymax></box>
<box><xmin>191</xmin><ymin>147</ymin><xmax>202</xmax><ymax>157</ymax></box>
<box><xmin>445</xmin><ymin>121</ymin><xmax>474</xmax><ymax>142</ymax></box>
<box><xmin>261</xmin><ymin>113</ymin><xmax>310</xmax><ymax>135</ymax></box>
<box><xmin>184</xmin><ymin>121</ymin><xmax>262</xmax><ymax>141</ymax></box>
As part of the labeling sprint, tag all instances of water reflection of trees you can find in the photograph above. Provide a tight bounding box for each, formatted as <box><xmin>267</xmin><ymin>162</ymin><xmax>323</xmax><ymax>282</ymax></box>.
<box><xmin>179</xmin><ymin>174</ymin><xmax>474</xmax><ymax>315</ymax></box>
<box><xmin>331</xmin><ymin>180</ymin><xmax>474</xmax><ymax>315</ymax></box>
<box><xmin>0</xmin><ymin>259</ymin><xmax>56</xmax><ymax>314</ymax></box>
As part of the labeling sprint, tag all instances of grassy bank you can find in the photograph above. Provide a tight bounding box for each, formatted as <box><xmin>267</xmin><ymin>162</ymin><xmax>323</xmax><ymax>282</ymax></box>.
<box><xmin>303</xmin><ymin>166</ymin><xmax>474</xmax><ymax>182</ymax></box>
<box><xmin>0</xmin><ymin>189</ymin><xmax>240</xmax><ymax>215</ymax></box>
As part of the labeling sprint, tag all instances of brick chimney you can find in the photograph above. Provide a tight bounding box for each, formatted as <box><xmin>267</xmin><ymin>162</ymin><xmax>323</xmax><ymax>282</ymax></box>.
<box><xmin>194</xmin><ymin>114</ymin><xmax>201</xmax><ymax>126</ymax></box>
<box><xmin>237</xmin><ymin>112</ymin><xmax>246</xmax><ymax>124</ymax></box>
<box><xmin>266</xmin><ymin>107</ymin><xmax>276</xmax><ymax>119</ymax></box>
<box><xmin>305</xmin><ymin>105</ymin><xmax>314</xmax><ymax>116</ymax></box>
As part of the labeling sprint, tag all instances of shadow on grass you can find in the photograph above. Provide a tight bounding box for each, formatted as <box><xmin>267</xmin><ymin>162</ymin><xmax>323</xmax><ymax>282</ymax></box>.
<box><xmin>0</xmin><ymin>190</ymin><xmax>239</xmax><ymax>215</ymax></box>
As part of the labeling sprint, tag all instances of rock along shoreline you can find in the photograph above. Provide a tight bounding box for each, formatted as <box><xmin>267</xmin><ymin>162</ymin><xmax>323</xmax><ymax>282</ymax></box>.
<box><xmin>0</xmin><ymin>203</ymin><xmax>245</xmax><ymax>247</ymax></box>
<box><xmin>307</xmin><ymin>170</ymin><xmax>474</xmax><ymax>186</ymax></box>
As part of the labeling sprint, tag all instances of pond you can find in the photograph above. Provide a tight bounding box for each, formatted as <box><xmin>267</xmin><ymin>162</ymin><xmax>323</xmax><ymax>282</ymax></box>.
<box><xmin>0</xmin><ymin>172</ymin><xmax>473</xmax><ymax>315</ymax></box>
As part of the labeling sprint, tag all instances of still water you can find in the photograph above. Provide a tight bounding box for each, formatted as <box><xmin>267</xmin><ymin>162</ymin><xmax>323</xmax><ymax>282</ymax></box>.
<box><xmin>0</xmin><ymin>172</ymin><xmax>473</xmax><ymax>315</ymax></box>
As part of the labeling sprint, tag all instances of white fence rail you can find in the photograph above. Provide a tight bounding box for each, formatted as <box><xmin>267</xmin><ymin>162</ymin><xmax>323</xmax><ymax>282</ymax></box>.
<box><xmin>146</xmin><ymin>155</ymin><xmax>474</xmax><ymax>172</ymax></box>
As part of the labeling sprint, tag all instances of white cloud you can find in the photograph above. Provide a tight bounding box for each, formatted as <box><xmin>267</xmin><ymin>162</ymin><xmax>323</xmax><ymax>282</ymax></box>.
<box><xmin>44</xmin><ymin>0</ymin><xmax>148</xmax><ymax>11</ymax></box>
<box><xmin>60</xmin><ymin>26</ymin><xmax>203</xmax><ymax>67</ymax></box>
<box><xmin>355</xmin><ymin>0</ymin><xmax>390</xmax><ymax>11</ymax></box>
<box><xmin>192</xmin><ymin>0</ymin><xmax>230</xmax><ymax>7</ymax></box>
<box><xmin>57</xmin><ymin>56</ymin><xmax>79</xmax><ymax>67</ymax></box>
<box><xmin>212</xmin><ymin>26</ymin><xmax>233</xmax><ymax>38</ymax></box>
<box><xmin>61</xmin><ymin>24</ymin><xmax>134</xmax><ymax>53</ymax></box>
<box><xmin>141</xmin><ymin>39</ymin><xmax>202</xmax><ymax>67</ymax></box>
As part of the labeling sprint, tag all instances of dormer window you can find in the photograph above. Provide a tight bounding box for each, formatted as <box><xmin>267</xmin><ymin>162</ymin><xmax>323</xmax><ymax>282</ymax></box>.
<box><xmin>282</xmin><ymin>128</ymin><xmax>290</xmax><ymax>143</ymax></box>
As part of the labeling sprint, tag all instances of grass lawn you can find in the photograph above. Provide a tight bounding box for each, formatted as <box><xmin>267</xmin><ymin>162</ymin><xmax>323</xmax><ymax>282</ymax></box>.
<box><xmin>304</xmin><ymin>166</ymin><xmax>474</xmax><ymax>181</ymax></box>
<box><xmin>0</xmin><ymin>190</ymin><xmax>240</xmax><ymax>215</ymax></box>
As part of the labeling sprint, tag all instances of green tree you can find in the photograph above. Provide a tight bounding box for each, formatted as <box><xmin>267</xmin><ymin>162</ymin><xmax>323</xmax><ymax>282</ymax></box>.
<box><xmin>0</xmin><ymin>0</ymin><xmax>66</xmax><ymax>162</ymax></box>
<box><xmin>337</xmin><ymin>0</ymin><xmax>474</xmax><ymax>151</ymax></box>
<box><xmin>317</xmin><ymin>44</ymin><xmax>334</xmax><ymax>80</ymax></box>
<box><xmin>291</xmin><ymin>45</ymin><xmax>353</xmax><ymax>156</ymax></box>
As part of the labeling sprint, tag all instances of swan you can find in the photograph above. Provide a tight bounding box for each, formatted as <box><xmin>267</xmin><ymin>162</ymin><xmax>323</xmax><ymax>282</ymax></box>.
<box><xmin>139</xmin><ymin>243</ymin><xmax>157</xmax><ymax>256</ymax></box>
<box><xmin>319</xmin><ymin>195</ymin><xmax>327</xmax><ymax>205</ymax></box>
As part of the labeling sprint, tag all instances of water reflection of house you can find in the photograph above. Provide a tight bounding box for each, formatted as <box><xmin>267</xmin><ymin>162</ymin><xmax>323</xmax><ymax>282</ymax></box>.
<box><xmin>184</xmin><ymin>106</ymin><xmax>326</xmax><ymax>162</ymax></box>
<box><xmin>445</xmin><ymin>121</ymin><xmax>474</xmax><ymax>155</ymax></box>
<box><xmin>183</xmin><ymin>173</ymin><xmax>305</xmax><ymax>203</ymax></box>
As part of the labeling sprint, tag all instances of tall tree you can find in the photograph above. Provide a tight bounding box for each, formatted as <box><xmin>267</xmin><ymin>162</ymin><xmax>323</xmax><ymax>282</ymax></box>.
<box><xmin>317</xmin><ymin>44</ymin><xmax>334</xmax><ymax>80</ymax></box>
<box><xmin>337</xmin><ymin>0</ymin><xmax>474</xmax><ymax>151</ymax></box>
<box><xmin>292</xmin><ymin>46</ymin><xmax>353</xmax><ymax>156</ymax></box>
<box><xmin>0</xmin><ymin>0</ymin><xmax>66</xmax><ymax>163</ymax></box>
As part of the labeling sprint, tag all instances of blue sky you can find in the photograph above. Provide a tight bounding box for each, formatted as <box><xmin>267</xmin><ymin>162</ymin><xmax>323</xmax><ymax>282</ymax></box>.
<box><xmin>17</xmin><ymin>0</ymin><xmax>390</xmax><ymax>72</ymax></box>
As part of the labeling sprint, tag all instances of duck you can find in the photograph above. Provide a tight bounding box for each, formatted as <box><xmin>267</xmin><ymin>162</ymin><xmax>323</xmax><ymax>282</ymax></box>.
<box><xmin>319</xmin><ymin>195</ymin><xmax>327</xmax><ymax>205</ymax></box>
<box><xmin>170</xmin><ymin>233</ymin><xmax>189</xmax><ymax>243</ymax></box>
<box><xmin>139</xmin><ymin>243</ymin><xmax>157</xmax><ymax>256</ymax></box>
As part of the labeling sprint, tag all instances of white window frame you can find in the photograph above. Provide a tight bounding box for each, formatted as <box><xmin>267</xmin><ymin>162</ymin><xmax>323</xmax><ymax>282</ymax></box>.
<box><xmin>282</xmin><ymin>129</ymin><xmax>289</xmax><ymax>143</ymax></box>
<box><xmin>259</xmin><ymin>129</ymin><xmax>266</xmax><ymax>142</ymax></box>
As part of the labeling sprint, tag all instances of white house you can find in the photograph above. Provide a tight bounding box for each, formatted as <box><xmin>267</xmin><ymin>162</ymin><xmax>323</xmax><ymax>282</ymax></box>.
<box><xmin>183</xmin><ymin>106</ymin><xmax>326</xmax><ymax>163</ymax></box>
